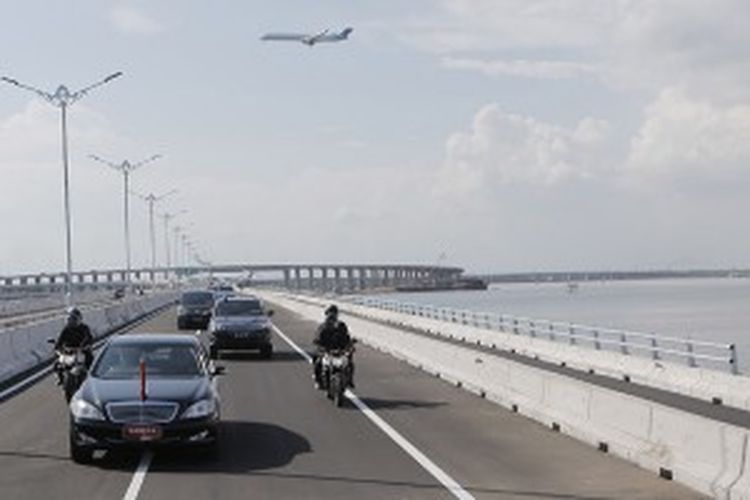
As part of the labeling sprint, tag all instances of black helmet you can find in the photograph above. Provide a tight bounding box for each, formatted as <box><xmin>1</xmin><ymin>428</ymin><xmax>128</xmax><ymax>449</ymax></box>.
<box><xmin>67</xmin><ymin>307</ymin><xmax>82</xmax><ymax>321</ymax></box>
<box><xmin>324</xmin><ymin>304</ymin><xmax>339</xmax><ymax>317</ymax></box>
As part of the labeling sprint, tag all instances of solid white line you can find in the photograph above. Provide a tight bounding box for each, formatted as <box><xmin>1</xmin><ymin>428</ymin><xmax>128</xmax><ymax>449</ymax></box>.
<box><xmin>272</xmin><ymin>325</ymin><xmax>313</xmax><ymax>363</ymax></box>
<box><xmin>271</xmin><ymin>323</ymin><xmax>475</xmax><ymax>500</ymax></box>
<box><xmin>122</xmin><ymin>451</ymin><xmax>153</xmax><ymax>500</ymax></box>
<box><xmin>0</xmin><ymin>366</ymin><xmax>53</xmax><ymax>401</ymax></box>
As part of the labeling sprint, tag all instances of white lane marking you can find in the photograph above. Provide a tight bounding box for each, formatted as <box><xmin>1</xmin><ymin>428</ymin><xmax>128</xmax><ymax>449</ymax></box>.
<box><xmin>272</xmin><ymin>325</ymin><xmax>313</xmax><ymax>363</ymax></box>
<box><xmin>271</xmin><ymin>324</ymin><xmax>475</xmax><ymax>500</ymax></box>
<box><xmin>122</xmin><ymin>451</ymin><xmax>153</xmax><ymax>500</ymax></box>
<box><xmin>0</xmin><ymin>366</ymin><xmax>53</xmax><ymax>401</ymax></box>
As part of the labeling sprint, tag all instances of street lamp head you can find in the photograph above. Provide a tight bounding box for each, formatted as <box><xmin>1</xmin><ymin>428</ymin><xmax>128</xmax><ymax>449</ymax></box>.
<box><xmin>104</xmin><ymin>72</ymin><xmax>124</xmax><ymax>83</ymax></box>
<box><xmin>1</xmin><ymin>76</ymin><xmax>20</xmax><ymax>86</ymax></box>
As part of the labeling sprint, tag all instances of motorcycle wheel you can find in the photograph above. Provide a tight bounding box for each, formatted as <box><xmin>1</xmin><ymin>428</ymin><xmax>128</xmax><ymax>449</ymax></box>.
<box><xmin>331</xmin><ymin>374</ymin><xmax>343</xmax><ymax>407</ymax></box>
<box><xmin>63</xmin><ymin>375</ymin><xmax>77</xmax><ymax>403</ymax></box>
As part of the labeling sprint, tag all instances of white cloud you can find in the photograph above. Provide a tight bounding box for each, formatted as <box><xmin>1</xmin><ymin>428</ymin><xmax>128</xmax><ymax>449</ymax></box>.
<box><xmin>438</xmin><ymin>103</ymin><xmax>611</xmax><ymax>193</ymax></box>
<box><xmin>625</xmin><ymin>87</ymin><xmax>750</xmax><ymax>186</ymax></box>
<box><xmin>110</xmin><ymin>5</ymin><xmax>164</xmax><ymax>36</ymax></box>
<box><xmin>442</xmin><ymin>57</ymin><xmax>599</xmax><ymax>80</ymax></box>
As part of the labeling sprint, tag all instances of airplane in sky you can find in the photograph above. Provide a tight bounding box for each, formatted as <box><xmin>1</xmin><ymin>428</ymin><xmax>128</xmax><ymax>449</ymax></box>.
<box><xmin>260</xmin><ymin>27</ymin><xmax>353</xmax><ymax>46</ymax></box>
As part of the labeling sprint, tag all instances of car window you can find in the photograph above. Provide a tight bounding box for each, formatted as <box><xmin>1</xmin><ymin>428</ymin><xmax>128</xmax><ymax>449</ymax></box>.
<box><xmin>93</xmin><ymin>344</ymin><xmax>204</xmax><ymax>379</ymax></box>
<box><xmin>215</xmin><ymin>300</ymin><xmax>263</xmax><ymax>316</ymax></box>
<box><xmin>181</xmin><ymin>292</ymin><xmax>214</xmax><ymax>306</ymax></box>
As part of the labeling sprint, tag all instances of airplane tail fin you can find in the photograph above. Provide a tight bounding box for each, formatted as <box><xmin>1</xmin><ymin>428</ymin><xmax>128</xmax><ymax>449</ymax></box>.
<box><xmin>340</xmin><ymin>27</ymin><xmax>353</xmax><ymax>39</ymax></box>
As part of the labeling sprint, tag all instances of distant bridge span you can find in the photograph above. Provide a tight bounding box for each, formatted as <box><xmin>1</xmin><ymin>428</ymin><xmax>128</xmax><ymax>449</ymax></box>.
<box><xmin>0</xmin><ymin>263</ymin><xmax>464</xmax><ymax>293</ymax></box>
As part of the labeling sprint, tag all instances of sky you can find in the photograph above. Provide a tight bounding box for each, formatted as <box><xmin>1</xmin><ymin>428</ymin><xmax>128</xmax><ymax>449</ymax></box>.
<box><xmin>1</xmin><ymin>0</ymin><xmax>749</xmax><ymax>275</ymax></box>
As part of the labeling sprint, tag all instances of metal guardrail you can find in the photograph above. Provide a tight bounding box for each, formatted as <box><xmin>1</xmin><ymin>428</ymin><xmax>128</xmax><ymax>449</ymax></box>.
<box><xmin>348</xmin><ymin>297</ymin><xmax>739</xmax><ymax>374</ymax></box>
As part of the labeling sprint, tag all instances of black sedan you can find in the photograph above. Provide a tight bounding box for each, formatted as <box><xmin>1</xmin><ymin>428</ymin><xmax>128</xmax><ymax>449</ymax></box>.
<box><xmin>177</xmin><ymin>290</ymin><xmax>215</xmax><ymax>330</ymax></box>
<box><xmin>209</xmin><ymin>296</ymin><xmax>274</xmax><ymax>359</ymax></box>
<box><xmin>68</xmin><ymin>334</ymin><xmax>224</xmax><ymax>463</ymax></box>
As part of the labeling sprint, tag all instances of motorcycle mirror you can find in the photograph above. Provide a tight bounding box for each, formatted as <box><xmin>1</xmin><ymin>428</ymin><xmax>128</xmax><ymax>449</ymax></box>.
<box><xmin>266</xmin><ymin>309</ymin><xmax>275</xmax><ymax>317</ymax></box>
<box><xmin>211</xmin><ymin>365</ymin><xmax>226</xmax><ymax>376</ymax></box>
<box><xmin>47</xmin><ymin>338</ymin><xmax>56</xmax><ymax>344</ymax></box>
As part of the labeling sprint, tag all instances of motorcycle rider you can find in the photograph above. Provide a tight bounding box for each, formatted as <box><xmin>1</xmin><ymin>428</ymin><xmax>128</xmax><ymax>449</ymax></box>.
<box><xmin>313</xmin><ymin>304</ymin><xmax>355</xmax><ymax>389</ymax></box>
<box><xmin>54</xmin><ymin>308</ymin><xmax>94</xmax><ymax>385</ymax></box>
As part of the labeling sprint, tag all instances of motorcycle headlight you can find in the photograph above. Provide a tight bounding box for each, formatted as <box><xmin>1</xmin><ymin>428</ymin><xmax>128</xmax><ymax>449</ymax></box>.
<box><xmin>181</xmin><ymin>398</ymin><xmax>217</xmax><ymax>419</ymax></box>
<box><xmin>70</xmin><ymin>399</ymin><xmax>105</xmax><ymax>421</ymax></box>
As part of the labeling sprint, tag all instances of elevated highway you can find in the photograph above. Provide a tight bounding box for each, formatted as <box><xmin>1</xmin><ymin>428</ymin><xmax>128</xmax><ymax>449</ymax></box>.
<box><xmin>0</xmin><ymin>303</ymin><xmax>701</xmax><ymax>499</ymax></box>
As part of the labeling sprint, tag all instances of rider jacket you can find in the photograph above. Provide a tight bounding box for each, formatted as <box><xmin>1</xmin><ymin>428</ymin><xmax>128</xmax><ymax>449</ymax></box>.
<box><xmin>314</xmin><ymin>319</ymin><xmax>351</xmax><ymax>351</ymax></box>
<box><xmin>55</xmin><ymin>323</ymin><xmax>94</xmax><ymax>352</ymax></box>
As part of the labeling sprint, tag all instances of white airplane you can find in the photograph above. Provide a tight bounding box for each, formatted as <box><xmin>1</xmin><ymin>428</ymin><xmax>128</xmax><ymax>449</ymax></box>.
<box><xmin>260</xmin><ymin>27</ymin><xmax>353</xmax><ymax>46</ymax></box>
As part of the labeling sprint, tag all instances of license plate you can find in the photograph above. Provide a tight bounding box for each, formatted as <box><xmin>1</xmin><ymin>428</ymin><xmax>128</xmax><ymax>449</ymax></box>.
<box><xmin>122</xmin><ymin>424</ymin><xmax>163</xmax><ymax>442</ymax></box>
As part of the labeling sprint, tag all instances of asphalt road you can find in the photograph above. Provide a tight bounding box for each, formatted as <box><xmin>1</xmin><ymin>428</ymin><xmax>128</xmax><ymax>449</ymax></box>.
<box><xmin>0</xmin><ymin>304</ymin><xmax>704</xmax><ymax>499</ymax></box>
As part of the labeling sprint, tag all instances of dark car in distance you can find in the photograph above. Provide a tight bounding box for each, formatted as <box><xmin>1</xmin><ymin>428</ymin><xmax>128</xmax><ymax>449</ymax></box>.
<box><xmin>68</xmin><ymin>334</ymin><xmax>223</xmax><ymax>463</ymax></box>
<box><xmin>177</xmin><ymin>290</ymin><xmax>215</xmax><ymax>330</ymax></box>
<box><xmin>209</xmin><ymin>296</ymin><xmax>274</xmax><ymax>359</ymax></box>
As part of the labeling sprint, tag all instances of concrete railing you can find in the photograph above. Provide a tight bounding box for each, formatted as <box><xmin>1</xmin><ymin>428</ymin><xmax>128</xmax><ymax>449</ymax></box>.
<box><xmin>0</xmin><ymin>291</ymin><xmax>179</xmax><ymax>388</ymax></box>
<box><xmin>262</xmin><ymin>291</ymin><xmax>750</xmax><ymax>500</ymax></box>
<box><xmin>349</xmin><ymin>297</ymin><xmax>738</xmax><ymax>374</ymax></box>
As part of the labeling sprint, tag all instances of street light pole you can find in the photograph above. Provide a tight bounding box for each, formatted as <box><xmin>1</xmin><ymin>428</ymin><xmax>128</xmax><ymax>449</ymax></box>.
<box><xmin>158</xmin><ymin>209</ymin><xmax>185</xmax><ymax>280</ymax></box>
<box><xmin>133</xmin><ymin>189</ymin><xmax>177</xmax><ymax>272</ymax></box>
<box><xmin>1</xmin><ymin>72</ymin><xmax>123</xmax><ymax>305</ymax></box>
<box><xmin>90</xmin><ymin>154</ymin><xmax>161</xmax><ymax>288</ymax></box>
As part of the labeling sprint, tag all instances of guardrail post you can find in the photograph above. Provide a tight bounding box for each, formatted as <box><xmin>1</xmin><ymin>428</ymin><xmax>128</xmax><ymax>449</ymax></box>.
<box><xmin>484</xmin><ymin>313</ymin><xmax>491</xmax><ymax>329</ymax></box>
<box><xmin>548</xmin><ymin>324</ymin><xmax>556</xmax><ymax>341</ymax></box>
<box><xmin>619</xmin><ymin>332</ymin><xmax>629</xmax><ymax>355</ymax></box>
<box><xmin>513</xmin><ymin>318</ymin><xmax>519</xmax><ymax>335</ymax></box>
<box><xmin>730</xmin><ymin>344</ymin><xmax>739</xmax><ymax>374</ymax></box>
<box><xmin>529</xmin><ymin>320</ymin><xmax>536</xmax><ymax>338</ymax></box>
<box><xmin>593</xmin><ymin>329</ymin><xmax>601</xmax><ymax>350</ymax></box>
<box><xmin>686</xmin><ymin>339</ymin><xmax>697</xmax><ymax>368</ymax></box>
<box><xmin>568</xmin><ymin>324</ymin><xmax>576</xmax><ymax>345</ymax></box>
<box><xmin>650</xmin><ymin>336</ymin><xmax>660</xmax><ymax>360</ymax></box>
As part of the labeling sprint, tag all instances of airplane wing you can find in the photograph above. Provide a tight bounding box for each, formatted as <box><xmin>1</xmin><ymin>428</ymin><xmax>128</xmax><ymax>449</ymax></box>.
<box><xmin>261</xmin><ymin>33</ymin><xmax>307</xmax><ymax>42</ymax></box>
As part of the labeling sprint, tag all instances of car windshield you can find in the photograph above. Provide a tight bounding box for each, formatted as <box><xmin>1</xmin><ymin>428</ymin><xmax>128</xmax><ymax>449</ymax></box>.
<box><xmin>93</xmin><ymin>343</ymin><xmax>203</xmax><ymax>379</ymax></box>
<box><xmin>215</xmin><ymin>300</ymin><xmax>263</xmax><ymax>316</ymax></box>
<box><xmin>181</xmin><ymin>292</ymin><xmax>214</xmax><ymax>307</ymax></box>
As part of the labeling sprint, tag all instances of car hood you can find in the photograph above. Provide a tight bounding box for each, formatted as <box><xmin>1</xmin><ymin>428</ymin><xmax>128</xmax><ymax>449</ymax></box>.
<box><xmin>81</xmin><ymin>376</ymin><xmax>213</xmax><ymax>408</ymax></box>
<box><xmin>212</xmin><ymin>316</ymin><xmax>270</xmax><ymax>329</ymax></box>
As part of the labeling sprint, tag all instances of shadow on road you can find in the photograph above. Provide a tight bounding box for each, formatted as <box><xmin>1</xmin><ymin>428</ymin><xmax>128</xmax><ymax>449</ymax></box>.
<box><xmin>215</xmin><ymin>350</ymin><xmax>305</xmax><ymax>363</ymax></box>
<box><xmin>150</xmin><ymin>420</ymin><xmax>311</xmax><ymax>473</ymax></box>
<box><xmin>241</xmin><ymin>470</ymin><xmax>619</xmax><ymax>499</ymax></box>
<box><xmin>346</xmin><ymin>397</ymin><xmax>447</xmax><ymax>411</ymax></box>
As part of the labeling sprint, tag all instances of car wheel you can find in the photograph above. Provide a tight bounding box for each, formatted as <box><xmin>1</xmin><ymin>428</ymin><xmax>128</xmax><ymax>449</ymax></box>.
<box><xmin>69</xmin><ymin>433</ymin><xmax>93</xmax><ymax>464</ymax></box>
<box><xmin>177</xmin><ymin>319</ymin><xmax>185</xmax><ymax>330</ymax></box>
<box><xmin>260</xmin><ymin>345</ymin><xmax>273</xmax><ymax>360</ymax></box>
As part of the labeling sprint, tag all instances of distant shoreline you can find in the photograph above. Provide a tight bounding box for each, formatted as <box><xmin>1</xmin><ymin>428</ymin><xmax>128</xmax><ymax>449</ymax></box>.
<box><xmin>469</xmin><ymin>269</ymin><xmax>750</xmax><ymax>284</ymax></box>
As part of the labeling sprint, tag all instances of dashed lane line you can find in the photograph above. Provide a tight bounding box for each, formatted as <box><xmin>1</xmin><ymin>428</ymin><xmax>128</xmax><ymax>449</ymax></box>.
<box><xmin>122</xmin><ymin>451</ymin><xmax>153</xmax><ymax>500</ymax></box>
<box><xmin>271</xmin><ymin>324</ymin><xmax>476</xmax><ymax>500</ymax></box>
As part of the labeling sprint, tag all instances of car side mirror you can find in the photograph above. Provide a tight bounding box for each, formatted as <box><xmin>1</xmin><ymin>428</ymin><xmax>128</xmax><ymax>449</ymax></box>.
<box><xmin>211</xmin><ymin>365</ymin><xmax>226</xmax><ymax>376</ymax></box>
<box><xmin>266</xmin><ymin>309</ymin><xmax>275</xmax><ymax>317</ymax></box>
<box><xmin>47</xmin><ymin>338</ymin><xmax>56</xmax><ymax>345</ymax></box>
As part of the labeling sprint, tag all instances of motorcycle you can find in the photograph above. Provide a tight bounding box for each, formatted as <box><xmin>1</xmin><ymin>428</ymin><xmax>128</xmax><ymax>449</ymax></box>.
<box><xmin>49</xmin><ymin>340</ymin><xmax>89</xmax><ymax>402</ymax></box>
<box><xmin>319</xmin><ymin>342</ymin><xmax>355</xmax><ymax>407</ymax></box>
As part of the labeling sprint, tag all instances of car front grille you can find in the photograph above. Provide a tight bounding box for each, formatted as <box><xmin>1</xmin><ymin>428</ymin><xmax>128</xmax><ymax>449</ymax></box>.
<box><xmin>106</xmin><ymin>401</ymin><xmax>179</xmax><ymax>423</ymax></box>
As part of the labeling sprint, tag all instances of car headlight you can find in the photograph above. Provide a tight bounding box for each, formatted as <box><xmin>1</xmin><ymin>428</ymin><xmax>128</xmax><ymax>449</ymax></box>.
<box><xmin>181</xmin><ymin>399</ymin><xmax>217</xmax><ymax>419</ymax></box>
<box><xmin>70</xmin><ymin>399</ymin><xmax>105</xmax><ymax>421</ymax></box>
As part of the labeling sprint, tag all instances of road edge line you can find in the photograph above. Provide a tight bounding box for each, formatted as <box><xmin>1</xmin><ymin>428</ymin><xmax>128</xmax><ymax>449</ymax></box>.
<box><xmin>271</xmin><ymin>323</ymin><xmax>475</xmax><ymax>500</ymax></box>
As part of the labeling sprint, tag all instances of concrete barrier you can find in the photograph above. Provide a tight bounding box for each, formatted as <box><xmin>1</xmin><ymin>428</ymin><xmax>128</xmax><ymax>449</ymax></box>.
<box><xmin>0</xmin><ymin>292</ymin><xmax>178</xmax><ymax>388</ymax></box>
<box><xmin>324</xmin><ymin>296</ymin><xmax>750</xmax><ymax>411</ymax></box>
<box><xmin>261</xmin><ymin>291</ymin><xmax>750</xmax><ymax>499</ymax></box>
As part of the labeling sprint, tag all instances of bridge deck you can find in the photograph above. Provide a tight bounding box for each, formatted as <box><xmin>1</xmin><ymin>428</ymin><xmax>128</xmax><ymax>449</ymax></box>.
<box><xmin>0</xmin><ymin>306</ymin><xmax>702</xmax><ymax>499</ymax></box>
